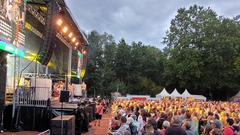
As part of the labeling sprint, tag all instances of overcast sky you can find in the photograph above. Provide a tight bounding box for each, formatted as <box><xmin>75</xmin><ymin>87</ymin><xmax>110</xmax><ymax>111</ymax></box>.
<box><xmin>65</xmin><ymin>0</ymin><xmax>240</xmax><ymax>49</ymax></box>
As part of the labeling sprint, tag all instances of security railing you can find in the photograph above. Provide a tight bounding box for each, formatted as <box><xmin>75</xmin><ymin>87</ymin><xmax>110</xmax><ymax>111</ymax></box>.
<box><xmin>14</xmin><ymin>87</ymin><xmax>51</xmax><ymax>107</ymax></box>
<box><xmin>38</xmin><ymin>129</ymin><xmax>51</xmax><ymax>135</ymax></box>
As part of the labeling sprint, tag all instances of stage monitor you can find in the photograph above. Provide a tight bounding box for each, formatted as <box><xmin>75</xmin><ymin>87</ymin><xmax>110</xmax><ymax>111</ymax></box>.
<box><xmin>60</xmin><ymin>90</ymin><xmax>69</xmax><ymax>102</ymax></box>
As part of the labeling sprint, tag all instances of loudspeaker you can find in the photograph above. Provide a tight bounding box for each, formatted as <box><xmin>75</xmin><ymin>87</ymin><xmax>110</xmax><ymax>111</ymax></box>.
<box><xmin>60</xmin><ymin>91</ymin><xmax>69</xmax><ymax>102</ymax></box>
<box><xmin>37</xmin><ymin>0</ymin><xmax>57</xmax><ymax>65</ymax></box>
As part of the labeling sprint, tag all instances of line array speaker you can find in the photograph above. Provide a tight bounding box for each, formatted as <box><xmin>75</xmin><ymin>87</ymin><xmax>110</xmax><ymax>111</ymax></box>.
<box><xmin>37</xmin><ymin>0</ymin><xmax>57</xmax><ymax>65</ymax></box>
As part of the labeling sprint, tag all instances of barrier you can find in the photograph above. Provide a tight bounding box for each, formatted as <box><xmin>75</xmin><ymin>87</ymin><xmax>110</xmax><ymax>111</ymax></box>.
<box><xmin>38</xmin><ymin>129</ymin><xmax>51</xmax><ymax>135</ymax></box>
<box><xmin>14</xmin><ymin>87</ymin><xmax>51</xmax><ymax>107</ymax></box>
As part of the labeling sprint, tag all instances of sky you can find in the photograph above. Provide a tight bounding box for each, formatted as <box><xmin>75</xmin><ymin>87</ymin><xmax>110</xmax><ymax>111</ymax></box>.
<box><xmin>65</xmin><ymin>0</ymin><xmax>240</xmax><ymax>49</ymax></box>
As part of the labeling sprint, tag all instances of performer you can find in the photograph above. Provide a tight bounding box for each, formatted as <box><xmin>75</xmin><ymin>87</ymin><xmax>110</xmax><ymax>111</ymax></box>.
<box><xmin>81</xmin><ymin>82</ymin><xmax>87</xmax><ymax>98</ymax></box>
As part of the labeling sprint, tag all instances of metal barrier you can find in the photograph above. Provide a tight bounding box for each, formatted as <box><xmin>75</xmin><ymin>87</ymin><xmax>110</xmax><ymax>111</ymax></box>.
<box><xmin>38</xmin><ymin>129</ymin><xmax>51</xmax><ymax>135</ymax></box>
<box><xmin>14</xmin><ymin>87</ymin><xmax>51</xmax><ymax>107</ymax></box>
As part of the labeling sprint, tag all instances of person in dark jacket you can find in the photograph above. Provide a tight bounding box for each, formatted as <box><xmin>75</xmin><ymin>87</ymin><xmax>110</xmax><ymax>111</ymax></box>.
<box><xmin>165</xmin><ymin>116</ymin><xmax>187</xmax><ymax>135</ymax></box>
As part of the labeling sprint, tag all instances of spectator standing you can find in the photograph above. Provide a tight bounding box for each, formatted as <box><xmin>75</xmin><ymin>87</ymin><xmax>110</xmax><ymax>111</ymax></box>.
<box><xmin>160</xmin><ymin>120</ymin><xmax>170</xmax><ymax>135</ymax></box>
<box><xmin>223</xmin><ymin>118</ymin><xmax>234</xmax><ymax>135</ymax></box>
<box><xmin>109</xmin><ymin>116</ymin><xmax>131</xmax><ymax>135</ymax></box>
<box><xmin>165</xmin><ymin>116</ymin><xmax>187</xmax><ymax>135</ymax></box>
<box><xmin>95</xmin><ymin>101</ymin><xmax>104</xmax><ymax>126</ymax></box>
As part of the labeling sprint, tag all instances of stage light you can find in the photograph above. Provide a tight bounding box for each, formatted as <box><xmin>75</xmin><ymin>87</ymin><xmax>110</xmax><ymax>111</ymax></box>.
<box><xmin>57</xmin><ymin>19</ymin><xmax>63</xmax><ymax>26</ymax></box>
<box><xmin>68</xmin><ymin>32</ymin><xmax>73</xmax><ymax>38</ymax></box>
<box><xmin>62</xmin><ymin>26</ymin><xmax>68</xmax><ymax>33</ymax></box>
<box><xmin>75</xmin><ymin>42</ymin><xmax>79</xmax><ymax>46</ymax></box>
<box><xmin>71</xmin><ymin>37</ymin><xmax>76</xmax><ymax>42</ymax></box>
<box><xmin>82</xmin><ymin>50</ymin><xmax>87</xmax><ymax>55</ymax></box>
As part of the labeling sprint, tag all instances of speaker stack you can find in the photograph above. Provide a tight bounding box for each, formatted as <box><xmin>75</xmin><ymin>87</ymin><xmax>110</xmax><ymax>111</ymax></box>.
<box><xmin>37</xmin><ymin>0</ymin><xmax>57</xmax><ymax>65</ymax></box>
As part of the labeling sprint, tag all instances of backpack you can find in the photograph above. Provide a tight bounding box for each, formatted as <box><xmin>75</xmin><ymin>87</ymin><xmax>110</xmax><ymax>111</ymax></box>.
<box><xmin>129</xmin><ymin>122</ymin><xmax>138</xmax><ymax>135</ymax></box>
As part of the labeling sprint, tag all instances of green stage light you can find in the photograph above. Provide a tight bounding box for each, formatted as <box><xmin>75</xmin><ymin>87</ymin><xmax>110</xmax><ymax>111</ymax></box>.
<box><xmin>77</xmin><ymin>51</ymin><xmax>83</xmax><ymax>58</ymax></box>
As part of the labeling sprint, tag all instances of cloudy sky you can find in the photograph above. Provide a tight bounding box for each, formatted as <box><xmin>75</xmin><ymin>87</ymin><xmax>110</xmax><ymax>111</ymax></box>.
<box><xmin>65</xmin><ymin>0</ymin><xmax>240</xmax><ymax>49</ymax></box>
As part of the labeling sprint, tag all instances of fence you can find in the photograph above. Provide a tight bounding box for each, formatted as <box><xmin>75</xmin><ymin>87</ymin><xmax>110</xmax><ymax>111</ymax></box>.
<box><xmin>38</xmin><ymin>129</ymin><xmax>51</xmax><ymax>135</ymax></box>
<box><xmin>14</xmin><ymin>87</ymin><xmax>51</xmax><ymax>107</ymax></box>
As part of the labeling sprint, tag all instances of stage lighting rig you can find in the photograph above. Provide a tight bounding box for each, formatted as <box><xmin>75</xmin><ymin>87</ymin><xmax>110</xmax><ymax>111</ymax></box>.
<box><xmin>56</xmin><ymin>19</ymin><xmax>63</xmax><ymax>26</ymax></box>
<box><xmin>68</xmin><ymin>32</ymin><xmax>73</xmax><ymax>38</ymax></box>
<box><xmin>62</xmin><ymin>26</ymin><xmax>68</xmax><ymax>33</ymax></box>
<box><xmin>71</xmin><ymin>37</ymin><xmax>76</xmax><ymax>42</ymax></box>
<box><xmin>75</xmin><ymin>42</ymin><xmax>79</xmax><ymax>46</ymax></box>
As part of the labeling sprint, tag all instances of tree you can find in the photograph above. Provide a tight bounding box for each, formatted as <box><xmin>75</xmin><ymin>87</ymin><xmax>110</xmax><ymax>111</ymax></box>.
<box><xmin>163</xmin><ymin>5</ymin><xmax>240</xmax><ymax>99</ymax></box>
<box><xmin>115</xmin><ymin>39</ymin><xmax>132</xmax><ymax>87</ymax></box>
<box><xmin>85</xmin><ymin>31</ymin><xmax>118</xmax><ymax>97</ymax></box>
<box><xmin>85</xmin><ymin>31</ymin><xmax>104</xmax><ymax>96</ymax></box>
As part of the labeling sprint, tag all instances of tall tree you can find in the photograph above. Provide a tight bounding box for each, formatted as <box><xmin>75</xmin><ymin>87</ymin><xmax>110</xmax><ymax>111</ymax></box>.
<box><xmin>163</xmin><ymin>5</ymin><xmax>240</xmax><ymax>99</ymax></box>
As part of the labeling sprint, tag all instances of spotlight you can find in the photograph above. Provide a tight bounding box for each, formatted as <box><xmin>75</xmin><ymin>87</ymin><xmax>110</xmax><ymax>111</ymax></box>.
<box><xmin>56</xmin><ymin>19</ymin><xmax>63</xmax><ymax>26</ymax></box>
<box><xmin>75</xmin><ymin>42</ymin><xmax>79</xmax><ymax>46</ymax></box>
<box><xmin>71</xmin><ymin>37</ymin><xmax>76</xmax><ymax>42</ymax></box>
<box><xmin>62</xmin><ymin>26</ymin><xmax>68</xmax><ymax>33</ymax></box>
<box><xmin>68</xmin><ymin>32</ymin><xmax>73</xmax><ymax>38</ymax></box>
<box><xmin>82</xmin><ymin>50</ymin><xmax>87</xmax><ymax>55</ymax></box>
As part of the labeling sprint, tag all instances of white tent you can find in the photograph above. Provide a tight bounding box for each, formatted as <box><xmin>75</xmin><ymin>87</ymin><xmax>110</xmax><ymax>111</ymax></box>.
<box><xmin>156</xmin><ymin>88</ymin><xmax>170</xmax><ymax>98</ymax></box>
<box><xmin>182</xmin><ymin>89</ymin><xmax>193</xmax><ymax>98</ymax></box>
<box><xmin>231</xmin><ymin>91</ymin><xmax>240</xmax><ymax>102</ymax></box>
<box><xmin>232</xmin><ymin>91</ymin><xmax>240</xmax><ymax>98</ymax></box>
<box><xmin>116</xmin><ymin>97</ymin><xmax>130</xmax><ymax>100</ymax></box>
<box><xmin>192</xmin><ymin>95</ymin><xmax>207</xmax><ymax>101</ymax></box>
<box><xmin>169</xmin><ymin>88</ymin><xmax>182</xmax><ymax>97</ymax></box>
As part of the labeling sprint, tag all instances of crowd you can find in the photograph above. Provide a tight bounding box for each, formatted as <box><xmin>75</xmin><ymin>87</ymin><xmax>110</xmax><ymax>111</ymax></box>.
<box><xmin>108</xmin><ymin>99</ymin><xmax>240</xmax><ymax>135</ymax></box>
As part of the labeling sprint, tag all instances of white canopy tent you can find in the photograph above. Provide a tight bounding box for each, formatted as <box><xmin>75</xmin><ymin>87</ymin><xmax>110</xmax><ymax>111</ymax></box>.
<box><xmin>181</xmin><ymin>89</ymin><xmax>193</xmax><ymax>98</ymax></box>
<box><xmin>155</xmin><ymin>88</ymin><xmax>207</xmax><ymax>100</ymax></box>
<box><xmin>156</xmin><ymin>88</ymin><xmax>170</xmax><ymax>98</ymax></box>
<box><xmin>232</xmin><ymin>91</ymin><xmax>240</xmax><ymax>98</ymax></box>
<box><xmin>169</xmin><ymin>88</ymin><xmax>182</xmax><ymax>97</ymax></box>
<box><xmin>192</xmin><ymin>95</ymin><xmax>207</xmax><ymax>101</ymax></box>
<box><xmin>116</xmin><ymin>97</ymin><xmax>130</xmax><ymax>100</ymax></box>
<box><xmin>231</xmin><ymin>91</ymin><xmax>240</xmax><ymax>102</ymax></box>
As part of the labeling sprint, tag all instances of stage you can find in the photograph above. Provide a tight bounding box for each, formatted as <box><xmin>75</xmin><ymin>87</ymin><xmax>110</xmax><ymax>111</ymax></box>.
<box><xmin>2</xmin><ymin>101</ymin><xmax>95</xmax><ymax>134</ymax></box>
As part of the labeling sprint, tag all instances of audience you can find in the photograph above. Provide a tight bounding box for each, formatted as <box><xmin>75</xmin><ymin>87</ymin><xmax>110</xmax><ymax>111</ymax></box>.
<box><xmin>109</xmin><ymin>98</ymin><xmax>240</xmax><ymax>135</ymax></box>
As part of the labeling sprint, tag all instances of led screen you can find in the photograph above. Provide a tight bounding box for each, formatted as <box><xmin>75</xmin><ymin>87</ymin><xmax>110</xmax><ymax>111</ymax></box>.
<box><xmin>0</xmin><ymin>0</ymin><xmax>25</xmax><ymax>49</ymax></box>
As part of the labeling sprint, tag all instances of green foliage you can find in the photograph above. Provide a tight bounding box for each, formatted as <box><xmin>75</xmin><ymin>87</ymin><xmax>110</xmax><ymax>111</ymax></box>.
<box><xmin>85</xmin><ymin>5</ymin><xmax>240</xmax><ymax>100</ymax></box>
<box><xmin>85</xmin><ymin>33</ymin><xmax>165</xmax><ymax>97</ymax></box>
<box><xmin>163</xmin><ymin>5</ymin><xmax>240</xmax><ymax>100</ymax></box>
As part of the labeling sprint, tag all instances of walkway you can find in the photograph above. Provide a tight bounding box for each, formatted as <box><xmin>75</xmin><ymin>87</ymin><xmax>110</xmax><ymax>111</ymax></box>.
<box><xmin>83</xmin><ymin>113</ymin><xmax>111</xmax><ymax>135</ymax></box>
